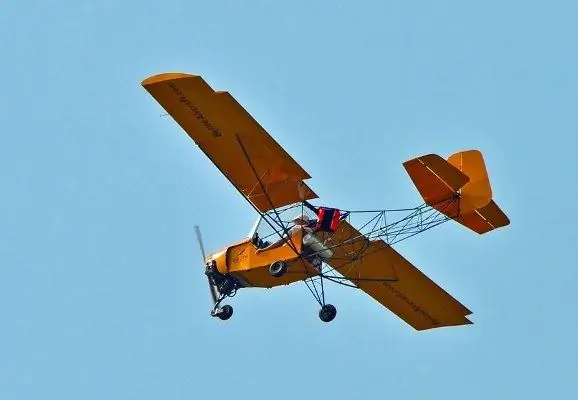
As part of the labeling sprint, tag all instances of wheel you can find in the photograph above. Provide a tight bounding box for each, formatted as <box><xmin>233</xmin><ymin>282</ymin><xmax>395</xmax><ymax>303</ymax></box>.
<box><xmin>217</xmin><ymin>305</ymin><xmax>233</xmax><ymax>320</ymax></box>
<box><xmin>269</xmin><ymin>260</ymin><xmax>287</xmax><ymax>277</ymax></box>
<box><xmin>319</xmin><ymin>304</ymin><xmax>337</xmax><ymax>322</ymax></box>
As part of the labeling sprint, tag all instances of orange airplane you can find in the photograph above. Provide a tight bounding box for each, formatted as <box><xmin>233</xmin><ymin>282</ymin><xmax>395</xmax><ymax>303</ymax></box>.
<box><xmin>141</xmin><ymin>72</ymin><xmax>510</xmax><ymax>330</ymax></box>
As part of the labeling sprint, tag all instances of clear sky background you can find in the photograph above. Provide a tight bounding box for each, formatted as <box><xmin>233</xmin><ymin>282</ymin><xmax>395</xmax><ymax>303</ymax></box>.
<box><xmin>1</xmin><ymin>1</ymin><xmax>577</xmax><ymax>399</ymax></box>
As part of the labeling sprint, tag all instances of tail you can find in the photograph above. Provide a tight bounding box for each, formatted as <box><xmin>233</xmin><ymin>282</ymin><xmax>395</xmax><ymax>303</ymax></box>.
<box><xmin>403</xmin><ymin>150</ymin><xmax>510</xmax><ymax>234</ymax></box>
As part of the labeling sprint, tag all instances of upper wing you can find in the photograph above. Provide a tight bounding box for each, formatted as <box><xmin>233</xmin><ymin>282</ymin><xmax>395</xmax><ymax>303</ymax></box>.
<box><xmin>142</xmin><ymin>73</ymin><xmax>317</xmax><ymax>212</ymax></box>
<box><xmin>323</xmin><ymin>221</ymin><xmax>472</xmax><ymax>330</ymax></box>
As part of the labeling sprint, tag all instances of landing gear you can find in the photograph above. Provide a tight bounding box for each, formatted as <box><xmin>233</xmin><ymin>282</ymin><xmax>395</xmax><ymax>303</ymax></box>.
<box><xmin>319</xmin><ymin>304</ymin><xmax>337</xmax><ymax>322</ymax></box>
<box><xmin>269</xmin><ymin>260</ymin><xmax>287</xmax><ymax>277</ymax></box>
<box><xmin>205</xmin><ymin>261</ymin><xmax>241</xmax><ymax>321</ymax></box>
<box><xmin>211</xmin><ymin>304</ymin><xmax>233</xmax><ymax>320</ymax></box>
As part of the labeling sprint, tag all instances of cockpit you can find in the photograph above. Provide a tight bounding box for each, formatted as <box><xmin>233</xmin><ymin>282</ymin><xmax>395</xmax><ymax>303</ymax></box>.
<box><xmin>248</xmin><ymin>208</ymin><xmax>317</xmax><ymax>249</ymax></box>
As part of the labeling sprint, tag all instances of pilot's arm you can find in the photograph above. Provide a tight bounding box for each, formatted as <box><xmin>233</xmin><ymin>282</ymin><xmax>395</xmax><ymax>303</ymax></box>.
<box><xmin>256</xmin><ymin>226</ymin><xmax>297</xmax><ymax>253</ymax></box>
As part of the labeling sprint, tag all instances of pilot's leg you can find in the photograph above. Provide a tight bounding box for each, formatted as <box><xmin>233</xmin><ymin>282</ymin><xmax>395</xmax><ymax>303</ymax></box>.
<box><xmin>301</xmin><ymin>245</ymin><xmax>322</xmax><ymax>272</ymax></box>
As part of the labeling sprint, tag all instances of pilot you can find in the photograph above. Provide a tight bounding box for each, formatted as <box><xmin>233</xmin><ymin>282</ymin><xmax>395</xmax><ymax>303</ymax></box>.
<box><xmin>255</xmin><ymin>214</ymin><xmax>313</xmax><ymax>253</ymax></box>
<box><xmin>255</xmin><ymin>213</ymin><xmax>323</xmax><ymax>270</ymax></box>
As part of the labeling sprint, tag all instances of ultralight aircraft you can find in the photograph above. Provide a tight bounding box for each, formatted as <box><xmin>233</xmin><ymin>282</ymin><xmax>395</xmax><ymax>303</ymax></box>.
<box><xmin>141</xmin><ymin>72</ymin><xmax>510</xmax><ymax>331</ymax></box>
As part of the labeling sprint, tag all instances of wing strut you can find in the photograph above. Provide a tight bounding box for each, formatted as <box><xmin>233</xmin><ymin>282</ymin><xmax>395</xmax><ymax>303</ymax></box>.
<box><xmin>233</xmin><ymin>133</ymin><xmax>336</xmax><ymax>306</ymax></box>
<box><xmin>234</xmin><ymin>134</ymin><xmax>301</xmax><ymax>256</ymax></box>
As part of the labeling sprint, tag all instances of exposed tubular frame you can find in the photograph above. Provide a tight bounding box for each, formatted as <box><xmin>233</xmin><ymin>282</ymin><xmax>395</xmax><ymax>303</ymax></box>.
<box><xmin>234</xmin><ymin>133</ymin><xmax>463</xmax><ymax>307</ymax></box>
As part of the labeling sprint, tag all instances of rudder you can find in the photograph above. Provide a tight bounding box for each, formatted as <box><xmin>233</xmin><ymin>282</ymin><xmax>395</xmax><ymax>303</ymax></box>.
<box><xmin>447</xmin><ymin>150</ymin><xmax>492</xmax><ymax>213</ymax></box>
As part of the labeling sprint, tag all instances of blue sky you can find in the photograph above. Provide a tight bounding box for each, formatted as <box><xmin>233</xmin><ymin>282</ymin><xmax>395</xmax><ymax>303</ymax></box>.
<box><xmin>1</xmin><ymin>1</ymin><xmax>577</xmax><ymax>398</ymax></box>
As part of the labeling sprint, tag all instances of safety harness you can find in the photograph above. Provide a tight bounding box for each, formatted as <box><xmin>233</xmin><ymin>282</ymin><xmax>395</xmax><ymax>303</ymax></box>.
<box><xmin>302</xmin><ymin>201</ymin><xmax>348</xmax><ymax>233</ymax></box>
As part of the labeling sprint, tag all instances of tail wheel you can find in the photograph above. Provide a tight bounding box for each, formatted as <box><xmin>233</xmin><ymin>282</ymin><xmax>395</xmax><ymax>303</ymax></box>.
<box><xmin>269</xmin><ymin>260</ymin><xmax>287</xmax><ymax>278</ymax></box>
<box><xmin>319</xmin><ymin>304</ymin><xmax>337</xmax><ymax>322</ymax></box>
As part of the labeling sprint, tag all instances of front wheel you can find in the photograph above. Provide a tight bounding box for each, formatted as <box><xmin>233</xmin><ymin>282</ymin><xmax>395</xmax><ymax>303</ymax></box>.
<box><xmin>217</xmin><ymin>305</ymin><xmax>233</xmax><ymax>320</ymax></box>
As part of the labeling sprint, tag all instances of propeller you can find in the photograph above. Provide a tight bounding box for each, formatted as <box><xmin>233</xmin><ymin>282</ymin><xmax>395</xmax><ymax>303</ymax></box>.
<box><xmin>194</xmin><ymin>225</ymin><xmax>219</xmax><ymax>305</ymax></box>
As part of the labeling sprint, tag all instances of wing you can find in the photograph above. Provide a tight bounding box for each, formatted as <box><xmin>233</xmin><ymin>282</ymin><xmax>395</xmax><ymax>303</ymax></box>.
<box><xmin>142</xmin><ymin>73</ymin><xmax>318</xmax><ymax>212</ymax></box>
<box><xmin>323</xmin><ymin>221</ymin><xmax>472</xmax><ymax>331</ymax></box>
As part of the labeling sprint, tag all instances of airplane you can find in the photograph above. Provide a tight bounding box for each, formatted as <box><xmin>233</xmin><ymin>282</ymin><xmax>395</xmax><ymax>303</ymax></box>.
<box><xmin>141</xmin><ymin>72</ymin><xmax>510</xmax><ymax>331</ymax></box>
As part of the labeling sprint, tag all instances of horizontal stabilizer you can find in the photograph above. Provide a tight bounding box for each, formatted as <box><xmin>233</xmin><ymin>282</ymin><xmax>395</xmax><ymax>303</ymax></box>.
<box><xmin>403</xmin><ymin>154</ymin><xmax>470</xmax><ymax>205</ymax></box>
<box><xmin>455</xmin><ymin>200</ymin><xmax>510</xmax><ymax>234</ymax></box>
